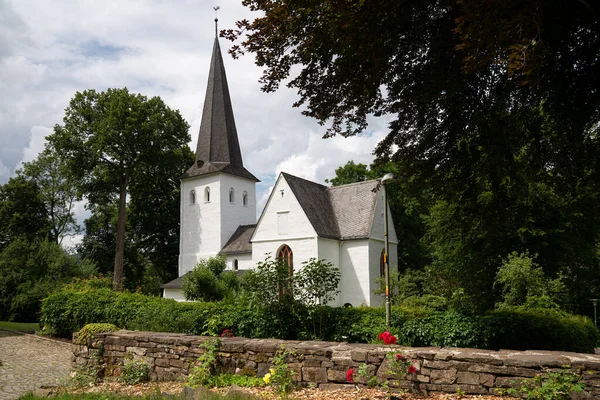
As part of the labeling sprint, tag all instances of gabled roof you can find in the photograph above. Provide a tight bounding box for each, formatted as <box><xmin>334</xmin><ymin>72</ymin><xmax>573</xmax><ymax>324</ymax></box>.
<box><xmin>221</xmin><ymin>224</ymin><xmax>255</xmax><ymax>254</ymax></box>
<box><xmin>281</xmin><ymin>172</ymin><xmax>380</xmax><ymax>240</ymax></box>
<box><xmin>328</xmin><ymin>179</ymin><xmax>380</xmax><ymax>240</ymax></box>
<box><xmin>282</xmin><ymin>173</ymin><xmax>340</xmax><ymax>239</ymax></box>
<box><xmin>182</xmin><ymin>37</ymin><xmax>258</xmax><ymax>182</ymax></box>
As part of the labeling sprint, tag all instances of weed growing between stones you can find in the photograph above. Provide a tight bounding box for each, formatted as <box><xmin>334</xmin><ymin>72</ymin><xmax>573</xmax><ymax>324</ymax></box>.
<box><xmin>263</xmin><ymin>346</ymin><xmax>296</xmax><ymax>396</ymax></box>
<box><xmin>117</xmin><ymin>353</ymin><xmax>150</xmax><ymax>385</ymax></box>
<box><xmin>186</xmin><ymin>338</ymin><xmax>264</xmax><ymax>390</ymax></box>
<box><xmin>63</xmin><ymin>364</ymin><xmax>101</xmax><ymax>387</ymax></box>
<box><xmin>351</xmin><ymin>351</ymin><xmax>418</xmax><ymax>392</ymax></box>
<box><xmin>496</xmin><ymin>368</ymin><xmax>584</xmax><ymax>400</ymax></box>
<box><xmin>187</xmin><ymin>338</ymin><xmax>221</xmax><ymax>388</ymax></box>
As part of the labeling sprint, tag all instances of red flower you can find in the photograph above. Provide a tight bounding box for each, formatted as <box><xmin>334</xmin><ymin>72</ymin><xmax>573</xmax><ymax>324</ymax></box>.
<box><xmin>346</xmin><ymin>368</ymin><xmax>354</xmax><ymax>382</ymax></box>
<box><xmin>378</xmin><ymin>331</ymin><xmax>397</xmax><ymax>345</ymax></box>
<box><xmin>408</xmin><ymin>365</ymin><xmax>418</xmax><ymax>374</ymax></box>
<box><xmin>221</xmin><ymin>329</ymin><xmax>234</xmax><ymax>337</ymax></box>
<box><xmin>395</xmin><ymin>353</ymin><xmax>404</xmax><ymax>361</ymax></box>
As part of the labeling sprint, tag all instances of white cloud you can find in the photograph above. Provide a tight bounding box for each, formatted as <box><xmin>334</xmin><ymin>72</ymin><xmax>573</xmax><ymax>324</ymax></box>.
<box><xmin>18</xmin><ymin>125</ymin><xmax>50</xmax><ymax>167</ymax></box>
<box><xmin>0</xmin><ymin>0</ymin><xmax>391</xmax><ymax>233</ymax></box>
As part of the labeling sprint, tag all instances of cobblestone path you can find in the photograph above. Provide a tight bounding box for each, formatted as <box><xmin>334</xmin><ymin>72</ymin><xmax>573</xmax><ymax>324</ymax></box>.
<box><xmin>0</xmin><ymin>329</ymin><xmax>72</xmax><ymax>400</ymax></box>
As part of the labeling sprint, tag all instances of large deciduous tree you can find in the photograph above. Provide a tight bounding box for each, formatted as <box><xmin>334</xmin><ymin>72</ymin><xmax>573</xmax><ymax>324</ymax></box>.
<box><xmin>226</xmin><ymin>0</ymin><xmax>600</xmax><ymax>312</ymax></box>
<box><xmin>49</xmin><ymin>88</ymin><xmax>190</xmax><ymax>290</ymax></box>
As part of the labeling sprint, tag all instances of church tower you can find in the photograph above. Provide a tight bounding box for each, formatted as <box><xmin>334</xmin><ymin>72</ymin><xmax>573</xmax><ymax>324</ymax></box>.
<box><xmin>178</xmin><ymin>33</ymin><xmax>258</xmax><ymax>276</ymax></box>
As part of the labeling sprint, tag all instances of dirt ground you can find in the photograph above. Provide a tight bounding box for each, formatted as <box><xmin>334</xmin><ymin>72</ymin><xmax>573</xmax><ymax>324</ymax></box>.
<box><xmin>69</xmin><ymin>381</ymin><xmax>508</xmax><ymax>400</ymax></box>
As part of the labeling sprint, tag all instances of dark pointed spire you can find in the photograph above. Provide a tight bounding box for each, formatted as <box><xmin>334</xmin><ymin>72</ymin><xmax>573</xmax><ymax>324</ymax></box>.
<box><xmin>183</xmin><ymin>36</ymin><xmax>258</xmax><ymax>181</ymax></box>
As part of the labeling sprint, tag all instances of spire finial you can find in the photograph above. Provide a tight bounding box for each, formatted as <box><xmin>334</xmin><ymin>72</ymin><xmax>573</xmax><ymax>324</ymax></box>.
<box><xmin>213</xmin><ymin>6</ymin><xmax>220</xmax><ymax>37</ymax></box>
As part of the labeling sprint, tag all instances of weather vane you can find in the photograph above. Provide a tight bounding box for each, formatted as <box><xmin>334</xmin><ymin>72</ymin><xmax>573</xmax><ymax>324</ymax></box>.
<box><xmin>213</xmin><ymin>6</ymin><xmax>220</xmax><ymax>37</ymax></box>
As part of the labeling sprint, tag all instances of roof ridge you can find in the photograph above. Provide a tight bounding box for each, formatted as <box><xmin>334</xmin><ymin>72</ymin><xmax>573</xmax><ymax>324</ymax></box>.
<box><xmin>281</xmin><ymin>171</ymin><xmax>328</xmax><ymax>190</ymax></box>
<box><xmin>327</xmin><ymin>178</ymin><xmax>380</xmax><ymax>191</ymax></box>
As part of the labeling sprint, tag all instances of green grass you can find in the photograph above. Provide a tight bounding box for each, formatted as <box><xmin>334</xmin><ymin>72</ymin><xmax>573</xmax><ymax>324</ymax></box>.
<box><xmin>0</xmin><ymin>321</ymin><xmax>38</xmax><ymax>332</ymax></box>
<box><xmin>19</xmin><ymin>391</ymin><xmax>254</xmax><ymax>400</ymax></box>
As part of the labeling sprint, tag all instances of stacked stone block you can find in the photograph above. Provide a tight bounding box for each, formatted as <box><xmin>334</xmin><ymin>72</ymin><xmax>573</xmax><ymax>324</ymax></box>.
<box><xmin>72</xmin><ymin>330</ymin><xmax>600</xmax><ymax>397</ymax></box>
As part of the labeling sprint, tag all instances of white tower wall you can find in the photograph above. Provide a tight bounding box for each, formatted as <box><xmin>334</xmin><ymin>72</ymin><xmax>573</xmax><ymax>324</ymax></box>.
<box><xmin>178</xmin><ymin>173</ymin><xmax>256</xmax><ymax>276</ymax></box>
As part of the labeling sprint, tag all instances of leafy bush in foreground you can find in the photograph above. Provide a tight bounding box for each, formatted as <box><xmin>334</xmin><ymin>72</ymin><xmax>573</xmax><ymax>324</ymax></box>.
<box><xmin>41</xmin><ymin>288</ymin><xmax>599</xmax><ymax>353</ymax></box>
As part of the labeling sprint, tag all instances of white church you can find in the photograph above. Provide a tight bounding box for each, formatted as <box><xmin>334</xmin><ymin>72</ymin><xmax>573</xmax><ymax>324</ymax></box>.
<box><xmin>162</xmin><ymin>35</ymin><xmax>397</xmax><ymax>307</ymax></box>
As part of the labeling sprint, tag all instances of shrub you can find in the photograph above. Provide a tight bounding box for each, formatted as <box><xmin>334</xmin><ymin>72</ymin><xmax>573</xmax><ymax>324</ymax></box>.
<box><xmin>118</xmin><ymin>354</ymin><xmax>151</xmax><ymax>385</ymax></box>
<box><xmin>183</xmin><ymin>266</ymin><xmax>225</xmax><ymax>302</ymax></box>
<box><xmin>41</xmin><ymin>287</ymin><xmax>599</xmax><ymax>353</ymax></box>
<box><xmin>75</xmin><ymin>323</ymin><xmax>119</xmax><ymax>345</ymax></box>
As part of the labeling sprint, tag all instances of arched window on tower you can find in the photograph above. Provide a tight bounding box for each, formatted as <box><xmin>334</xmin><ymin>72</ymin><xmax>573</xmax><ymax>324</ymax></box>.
<box><xmin>234</xmin><ymin>259</ymin><xmax>239</xmax><ymax>271</ymax></box>
<box><xmin>204</xmin><ymin>187</ymin><xmax>210</xmax><ymax>203</ymax></box>
<box><xmin>190</xmin><ymin>190</ymin><xmax>196</xmax><ymax>205</ymax></box>
<box><xmin>242</xmin><ymin>191</ymin><xmax>248</xmax><ymax>206</ymax></box>
<box><xmin>229</xmin><ymin>187</ymin><xmax>235</xmax><ymax>203</ymax></box>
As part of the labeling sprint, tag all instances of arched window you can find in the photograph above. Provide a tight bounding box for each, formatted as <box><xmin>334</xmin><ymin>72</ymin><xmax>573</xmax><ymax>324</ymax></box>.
<box><xmin>242</xmin><ymin>191</ymin><xmax>248</xmax><ymax>206</ymax></box>
<box><xmin>277</xmin><ymin>245</ymin><xmax>294</xmax><ymax>275</ymax></box>
<box><xmin>204</xmin><ymin>187</ymin><xmax>210</xmax><ymax>202</ymax></box>
<box><xmin>234</xmin><ymin>259</ymin><xmax>239</xmax><ymax>271</ymax></box>
<box><xmin>380</xmin><ymin>249</ymin><xmax>386</xmax><ymax>278</ymax></box>
<box><xmin>190</xmin><ymin>190</ymin><xmax>196</xmax><ymax>205</ymax></box>
<box><xmin>229</xmin><ymin>187</ymin><xmax>235</xmax><ymax>203</ymax></box>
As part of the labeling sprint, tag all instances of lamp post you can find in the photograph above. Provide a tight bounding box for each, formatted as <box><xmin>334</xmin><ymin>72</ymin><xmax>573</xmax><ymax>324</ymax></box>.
<box><xmin>591</xmin><ymin>299</ymin><xmax>598</xmax><ymax>328</ymax></box>
<box><xmin>381</xmin><ymin>173</ymin><xmax>395</xmax><ymax>329</ymax></box>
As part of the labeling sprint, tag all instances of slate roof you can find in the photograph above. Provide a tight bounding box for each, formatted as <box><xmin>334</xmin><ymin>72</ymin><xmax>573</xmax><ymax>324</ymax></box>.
<box><xmin>281</xmin><ymin>172</ymin><xmax>380</xmax><ymax>240</ymax></box>
<box><xmin>220</xmin><ymin>224</ymin><xmax>255</xmax><ymax>254</ymax></box>
<box><xmin>161</xmin><ymin>272</ymin><xmax>190</xmax><ymax>290</ymax></box>
<box><xmin>182</xmin><ymin>37</ymin><xmax>258</xmax><ymax>182</ymax></box>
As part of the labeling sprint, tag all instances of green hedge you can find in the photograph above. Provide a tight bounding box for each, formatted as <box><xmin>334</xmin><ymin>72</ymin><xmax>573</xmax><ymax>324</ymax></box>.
<box><xmin>41</xmin><ymin>288</ymin><xmax>599</xmax><ymax>353</ymax></box>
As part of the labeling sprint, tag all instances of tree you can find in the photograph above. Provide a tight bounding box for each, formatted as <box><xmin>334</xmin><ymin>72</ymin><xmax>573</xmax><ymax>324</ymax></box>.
<box><xmin>294</xmin><ymin>258</ymin><xmax>340</xmax><ymax>306</ymax></box>
<box><xmin>226</xmin><ymin>1</ymin><xmax>600</xmax><ymax>313</ymax></box>
<box><xmin>0</xmin><ymin>176</ymin><xmax>48</xmax><ymax>250</ymax></box>
<box><xmin>325</xmin><ymin>161</ymin><xmax>375</xmax><ymax>186</ymax></box>
<box><xmin>0</xmin><ymin>237</ymin><xmax>95</xmax><ymax>321</ymax></box>
<box><xmin>128</xmin><ymin>146</ymin><xmax>194</xmax><ymax>283</ymax></box>
<box><xmin>20</xmin><ymin>146</ymin><xmax>80</xmax><ymax>244</ymax></box>
<box><xmin>49</xmin><ymin>88</ymin><xmax>190</xmax><ymax>290</ymax></box>
<box><xmin>494</xmin><ymin>251</ymin><xmax>566</xmax><ymax>310</ymax></box>
<box><xmin>77</xmin><ymin>202</ymin><xmax>146</xmax><ymax>290</ymax></box>
<box><xmin>182</xmin><ymin>255</ymin><xmax>231</xmax><ymax>302</ymax></box>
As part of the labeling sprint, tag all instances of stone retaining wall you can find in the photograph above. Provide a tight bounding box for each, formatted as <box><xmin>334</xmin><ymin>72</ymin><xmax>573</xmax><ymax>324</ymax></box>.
<box><xmin>73</xmin><ymin>330</ymin><xmax>600</xmax><ymax>397</ymax></box>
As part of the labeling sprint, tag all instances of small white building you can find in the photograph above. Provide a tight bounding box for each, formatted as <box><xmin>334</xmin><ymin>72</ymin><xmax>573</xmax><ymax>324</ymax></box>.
<box><xmin>162</xmin><ymin>35</ymin><xmax>397</xmax><ymax>306</ymax></box>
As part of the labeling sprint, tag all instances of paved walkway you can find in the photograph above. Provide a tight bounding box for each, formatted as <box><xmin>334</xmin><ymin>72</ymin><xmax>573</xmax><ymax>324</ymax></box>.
<box><xmin>0</xmin><ymin>329</ymin><xmax>73</xmax><ymax>400</ymax></box>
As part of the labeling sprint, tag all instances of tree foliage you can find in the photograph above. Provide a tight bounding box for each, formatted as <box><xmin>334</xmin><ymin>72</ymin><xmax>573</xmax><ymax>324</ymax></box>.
<box><xmin>49</xmin><ymin>88</ymin><xmax>190</xmax><ymax>290</ymax></box>
<box><xmin>228</xmin><ymin>1</ymin><xmax>600</xmax><ymax>314</ymax></box>
<box><xmin>0</xmin><ymin>238</ymin><xmax>95</xmax><ymax>321</ymax></box>
<box><xmin>182</xmin><ymin>255</ymin><xmax>233</xmax><ymax>302</ymax></box>
<box><xmin>325</xmin><ymin>161</ymin><xmax>376</xmax><ymax>186</ymax></box>
<box><xmin>20</xmin><ymin>146</ymin><xmax>80</xmax><ymax>244</ymax></box>
<box><xmin>0</xmin><ymin>176</ymin><xmax>48</xmax><ymax>250</ymax></box>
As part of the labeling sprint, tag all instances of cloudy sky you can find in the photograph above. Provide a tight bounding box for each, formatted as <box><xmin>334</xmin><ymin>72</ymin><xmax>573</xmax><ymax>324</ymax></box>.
<box><xmin>1</xmin><ymin>0</ymin><xmax>390</xmax><ymax>243</ymax></box>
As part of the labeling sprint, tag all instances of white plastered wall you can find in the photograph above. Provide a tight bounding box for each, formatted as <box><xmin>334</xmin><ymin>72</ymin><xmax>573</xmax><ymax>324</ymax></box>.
<box><xmin>339</xmin><ymin>239</ymin><xmax>371</xmax><ymax>306</ymax></box>
<box><xmin>163</xmin><ymin>289</ymin><xmax>186</xmax><ymax>302</ymax></box>
<box><xmin>219</xmin><ymin>174</ymin><xmax>257</xmax><ymax>248</ymax></box>
<box><xmin>179</xmin><ymin>174</ymin><xmax>221</xmax><ymax>275</ymax></box>
<box><xmin>315</xmin><ymin>237</ymin><xmax>342</xmax><ymax>306</ymax></box>
<box><xmin>252</xmin><ymin>174</ymin><xmax>318</xmax><ymax>266</ymax></box>
<box><xmin>225</xmin><ymin>253</ymin><xmax>253</xmax><ymax>271</ymax></box>
<box><xmin>179</xmin><ymin>172</ymin><xmax>257</xmax><ymax>276</ymax></box>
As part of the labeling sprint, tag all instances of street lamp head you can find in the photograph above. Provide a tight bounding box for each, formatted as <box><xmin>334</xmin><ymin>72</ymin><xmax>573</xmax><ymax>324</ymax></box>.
<box><xmin>381</xmin><ymin>173</ymin><xmax>395</xmax><ymax>183</ymax></box>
